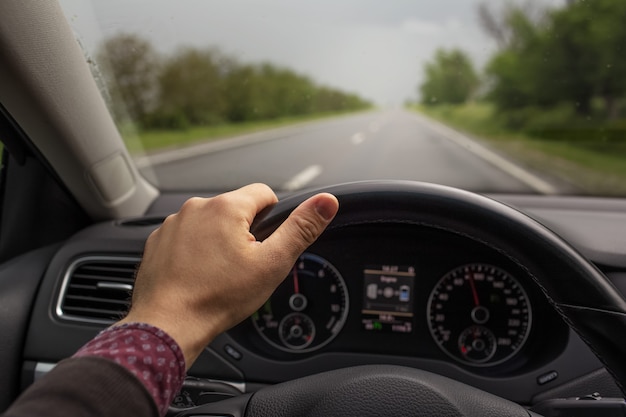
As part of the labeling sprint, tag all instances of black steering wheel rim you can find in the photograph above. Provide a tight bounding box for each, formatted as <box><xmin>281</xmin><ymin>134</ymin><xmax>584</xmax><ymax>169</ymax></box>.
<box><xmin>181</xmin><ymin>180</ymin><xmax>626</xmax><ymax>416</ymax></box>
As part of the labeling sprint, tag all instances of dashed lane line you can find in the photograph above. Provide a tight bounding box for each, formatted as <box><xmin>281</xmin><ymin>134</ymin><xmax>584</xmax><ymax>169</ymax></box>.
<box><xmin>351</xmin><ymin>132</ymin><xmax>365</xmax><ymax>145</ymax></box>
<box><xmin>282</xmin><ymin>164</ymin><xmax>323</xmax><ymax>191</ymax></box>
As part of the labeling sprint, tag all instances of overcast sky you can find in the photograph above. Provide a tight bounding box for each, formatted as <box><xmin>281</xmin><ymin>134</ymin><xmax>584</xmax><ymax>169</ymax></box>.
<box><xmin>59</xmin><ymin>0</ymin><xmax>565</xmax><ymax>106</ymax></box>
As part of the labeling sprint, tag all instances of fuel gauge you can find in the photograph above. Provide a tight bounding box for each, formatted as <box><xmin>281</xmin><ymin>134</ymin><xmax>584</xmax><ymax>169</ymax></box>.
<box><xmin>458</xmin><ymin>325</ymin><xmax>497</xmax><ymax>363</ymax></box>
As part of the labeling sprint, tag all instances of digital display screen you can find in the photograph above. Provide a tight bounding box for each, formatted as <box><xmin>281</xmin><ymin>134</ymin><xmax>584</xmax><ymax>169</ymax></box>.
<box><xmin>361</xmin><ymin>265</ymin><xmax>415</xmax><ymax>333</ymax></box>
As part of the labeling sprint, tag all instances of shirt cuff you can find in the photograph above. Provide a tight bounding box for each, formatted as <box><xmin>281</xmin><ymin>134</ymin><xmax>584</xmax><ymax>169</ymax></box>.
<box><xmin>73</xmin><ymin>322</ymin><xmax>186</xmax><ymax>416</ymax></box>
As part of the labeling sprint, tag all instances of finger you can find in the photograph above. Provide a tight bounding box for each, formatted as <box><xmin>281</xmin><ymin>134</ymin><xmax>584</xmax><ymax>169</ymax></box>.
<box><xmin>261</xmin><ymin>193</ymin><xmax>339</xmax><ymax>262</ymax></box>
<box><xmin>221</xmin><ymin>183</ymin><xmax>279</xmax><ymax>224</ymax></box>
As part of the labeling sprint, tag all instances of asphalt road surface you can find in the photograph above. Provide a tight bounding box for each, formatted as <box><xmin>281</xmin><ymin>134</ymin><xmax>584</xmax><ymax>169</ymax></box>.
<box><xmin>138</xmin><ymin>109</ymin><xmax>559</xmax><ymax>194</ymax></box>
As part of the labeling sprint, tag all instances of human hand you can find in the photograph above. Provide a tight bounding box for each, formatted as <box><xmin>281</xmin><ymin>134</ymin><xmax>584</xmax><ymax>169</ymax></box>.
<box><xmin>117</xmin><ymin>183</ymin><xmax>339</xmax><ymax>368</ymax></box>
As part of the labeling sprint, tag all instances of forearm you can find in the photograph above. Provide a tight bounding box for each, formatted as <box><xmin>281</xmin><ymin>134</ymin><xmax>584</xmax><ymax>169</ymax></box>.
<box><xmin>2</xmin><ymin>186</ymin><xmax>338</xmax><ymax>416</ymax></box>
<box><xmin>2</xmin><ymin>356</ymin><xmax>158</xmax><ymax>417</ymax></box>
<box><xmin>3</xmin><ymin>323</ymin><xmax>186</xmax><ymax>417</ymax></box>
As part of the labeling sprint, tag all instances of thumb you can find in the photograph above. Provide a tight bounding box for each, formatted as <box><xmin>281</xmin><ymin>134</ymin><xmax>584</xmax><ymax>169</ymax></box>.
<box><xmin>261</xmin><ymin>193</ymin><xmax>339</xmax><ymax>263</ymax></box>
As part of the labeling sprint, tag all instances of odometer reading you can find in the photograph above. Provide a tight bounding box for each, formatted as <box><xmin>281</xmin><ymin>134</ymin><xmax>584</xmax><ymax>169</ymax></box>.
<box><xmin>427</xmin><ymin>263</ymin><xmax>532</xmax><ymax>366</ymax></box>
<box><xmin>252</xmin><ymin>253</ymin><xmax>349</xmax><ymax>353</ymax></box>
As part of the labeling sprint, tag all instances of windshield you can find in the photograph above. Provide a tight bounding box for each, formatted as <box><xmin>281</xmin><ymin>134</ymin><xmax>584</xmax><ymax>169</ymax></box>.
<box><xmin>58</xmin><ymin>0</ymin><xmax>626</xmax><ymax>195</ymax></box>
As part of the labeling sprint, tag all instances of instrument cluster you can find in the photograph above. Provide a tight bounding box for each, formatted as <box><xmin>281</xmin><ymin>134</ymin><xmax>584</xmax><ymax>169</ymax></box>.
<box><xmin>233</xmin><ymin>223</ymin><xmax>567</xmax><ymax>374</ymax></box>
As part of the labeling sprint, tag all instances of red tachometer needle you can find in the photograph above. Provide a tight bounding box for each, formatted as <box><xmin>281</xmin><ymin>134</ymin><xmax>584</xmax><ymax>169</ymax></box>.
<box><xmin>468</xmin><ymin>274</ymin><xmax>480</xmax><ymax>307</ymax></box>
<box><xmin>292</xmin><ymin>266</ymin><xmax>300</xmax><ymax>294</ymax></box>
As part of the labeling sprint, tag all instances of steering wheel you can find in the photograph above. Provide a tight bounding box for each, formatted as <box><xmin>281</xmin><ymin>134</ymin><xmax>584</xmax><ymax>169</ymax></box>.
<box><xmin>176</xmin><ymin>181</ymin><xmax>626</xmax><ymax>417</ymax></box>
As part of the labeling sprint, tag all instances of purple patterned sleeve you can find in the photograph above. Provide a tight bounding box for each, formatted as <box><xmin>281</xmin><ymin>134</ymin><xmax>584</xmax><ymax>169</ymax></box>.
<box><xmin>73</xmin><ymin>322</ymin><xmax>186</xmax><ymax>416</ymax></box>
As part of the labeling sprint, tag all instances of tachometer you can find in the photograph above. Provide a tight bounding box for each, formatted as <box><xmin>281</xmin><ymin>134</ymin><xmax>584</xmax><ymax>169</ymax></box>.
<box><xmin>251</xmin><ymin>253</ymin><xmax>349</xmax><ymax>353</ymax></box>
<box><xmin>427</xmin><ymin>263</ymin><xmax>532</xmax><ymax>366</ymax></box>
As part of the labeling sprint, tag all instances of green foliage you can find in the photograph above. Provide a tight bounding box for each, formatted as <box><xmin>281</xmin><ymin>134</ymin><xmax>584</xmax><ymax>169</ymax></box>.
<box><xmin>420</xmin><ymin>48</ymin><xmax>479</xmax><ymax>106</ymax></box>
<box><xmin>97</xmin><ymin>33</ymin><xmax>161</xmax><ymax>126</ymax></box>
<box><xmin>416</xmin><ymin>103</ymin><xmax>626</xmax><ymax>195</ymax></box>
<box><xmin>485</xmin><ymin>0</ymin><xmax>626</xmax><ymax>120</ymax></box>
<box><xmin>129</xmin><ymin>112</ymin><xmax>357</xmax><ymax>154</ymax></box>
<box><xmin>492</xmin><ymin>105</ymin><xmax>578</xmax><ymax>135</ymax></box>
<box><xmin>96</xmin><ymin>34</ymin><xmax>371</xmax><ymax>130</ymax></box>
<box><xmin>484</xmin><ymin>9</ymin><xmax>544</xmax><ymax>110</ymax></box>
<box><xmin>155</xmin><ymin>47</ymin><xmax>227</xmax><ymax>126</ymax></box>
<box><xmin>221</xmin><ymin>63</ymin><xmax>370</xmax><ymax>123</ymax></box>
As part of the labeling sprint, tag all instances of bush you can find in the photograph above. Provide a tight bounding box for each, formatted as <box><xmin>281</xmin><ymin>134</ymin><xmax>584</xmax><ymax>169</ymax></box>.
<box><xmin>144</xmin><ymin>110</ymin><xmax>190</xmax><ymax>131</ymax></box>
<box><xmin>494</xmin><ymin>105</ymin><xmax>626</xmax><ymax>143</ymax></box>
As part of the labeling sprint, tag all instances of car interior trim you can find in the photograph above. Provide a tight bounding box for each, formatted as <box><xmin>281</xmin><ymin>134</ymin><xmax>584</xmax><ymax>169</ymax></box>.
<box><xmin>54</xmin><ymin>255</ymin><xmax>140</xmax><ymax>325</ymax></box>
<box><xmin>0</xmin><ymin>0</ymin><xmax>158</xmax><ymax>220</ymax></box>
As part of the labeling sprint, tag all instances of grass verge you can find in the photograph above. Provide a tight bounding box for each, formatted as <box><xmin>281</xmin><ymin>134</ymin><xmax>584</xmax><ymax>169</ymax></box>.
<box><xmin>414</xmin><ymin>104</ymin><xmax>626</xmax><ymax>196</ymax></box>
<box><xmin>122</xmin><ymin>110</ymin><xmax>368</xmax><ymax>155</ymax></box>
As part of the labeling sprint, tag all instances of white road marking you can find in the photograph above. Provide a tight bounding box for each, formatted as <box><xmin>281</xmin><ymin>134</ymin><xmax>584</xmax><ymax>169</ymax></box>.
<box><xmin>412</xmin><ymin>112</ymin><xmax>558</xmax><ymax>194</ymax></box>
<box><xmin>282</xmin><ymin>164</ymin><xmax>323</xmax><ymax>191</ymax></box>
<box><xmin>351</xmin><ymin>132</ymin><xmax>365</xmax><ymax>145</ymax></box>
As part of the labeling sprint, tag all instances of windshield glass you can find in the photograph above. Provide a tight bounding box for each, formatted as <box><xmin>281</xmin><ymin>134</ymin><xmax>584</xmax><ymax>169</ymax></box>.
<box><xmin>58</xmin><ymin>0</ymin><xmax>626</xmax><ymax>195</ymax></box>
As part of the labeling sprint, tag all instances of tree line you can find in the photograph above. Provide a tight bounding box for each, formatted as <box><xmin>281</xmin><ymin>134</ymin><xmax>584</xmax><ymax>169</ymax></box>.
<box><xmin>96</xmin><ymin>34</ymin><xmax>371</xmax><ymax>130</ymax></box>
<box><xmin>419</xmin><ymin>0</ymin><xmax>626</xmax><ymax>140</ymax></box>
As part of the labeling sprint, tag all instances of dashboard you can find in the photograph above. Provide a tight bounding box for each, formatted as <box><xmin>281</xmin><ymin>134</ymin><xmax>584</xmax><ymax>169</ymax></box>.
<box><xmin>10</xmin><ymin>192</ymin><xmax>626</xmax><ymax>408</ymax></box>
<box><xmin>232</xmin><ymin>223</ymin><xmax>566</xmax><ymax>374</ymax></box>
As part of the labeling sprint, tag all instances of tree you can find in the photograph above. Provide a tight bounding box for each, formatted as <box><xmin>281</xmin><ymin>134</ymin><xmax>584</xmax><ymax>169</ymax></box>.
<box><xmin>222</xmin><ymin>62</ymin><xmax>370</xmax><ymax>122</ymax></box>
<box><xmin>483</xmin><ymin>7</ymin><xmax>545</xmax><ymax>111</ymax></box>
<box><xmin>154</xmin><ymin>47</ymin><xmax>227</xmax><ymax>127</ymax></box>
<box><xmin>544</xmin><ymin>0</ymin><xmax>626</xmax><ymax>118</ymax></box>
<box><xmin>97</xmin><ymin>33</ymin><xmax>160</xmax><ymax>126</ymax></box>
<box><xmin>477</xmin><ymin>1</ymin><xmax>547</xmax><ymax>49</ymax></box>
<box><xmin>97</xmin><ymin>34</ymin><xmax>371</xmax><ymax>128</ymax></box>
<box><xmin>482</xmin><ymin>0</ymin><xmax>626</xmax><ymax>119</ymax></box>
<box><xmin>419</xmin><ymin>49</ymin><xmax>479</xmax><ymax>106</ymax></box>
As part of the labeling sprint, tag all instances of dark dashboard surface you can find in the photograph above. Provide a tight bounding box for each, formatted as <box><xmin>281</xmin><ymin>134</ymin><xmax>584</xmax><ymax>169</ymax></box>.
<box><xmin>231</xmin><ymin>224</ymin><xmax>565</xmax><ymax>370</ymax></box>
<box><xmin>14</xmin><ymin>193</ymin><xmax>626</xmax><ymax>405</ymax></box>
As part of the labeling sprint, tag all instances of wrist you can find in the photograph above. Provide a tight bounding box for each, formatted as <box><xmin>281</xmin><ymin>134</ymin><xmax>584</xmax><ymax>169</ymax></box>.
<box><xmin>117</xmin><ymin>311</ymin><xmax>219</xmax><ymax>368</ymax></box>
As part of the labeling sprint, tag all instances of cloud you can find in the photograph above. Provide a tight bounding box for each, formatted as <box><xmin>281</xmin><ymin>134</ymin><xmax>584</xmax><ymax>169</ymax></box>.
<box><xmin>401</xmin><ymin>18</ymin><xmax>462</xmax><ymax>36</ymax></box>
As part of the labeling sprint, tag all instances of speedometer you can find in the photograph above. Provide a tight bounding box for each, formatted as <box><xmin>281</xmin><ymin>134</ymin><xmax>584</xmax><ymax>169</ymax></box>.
<box><xmin>427</xmin><ymin>263</ymin><xmax>532</xmax><ymax>366</ymax></box>
<box><xmin>251</xmin><ymin>253</ymin><xmax>349</xmax><ymax>353</ymax></box>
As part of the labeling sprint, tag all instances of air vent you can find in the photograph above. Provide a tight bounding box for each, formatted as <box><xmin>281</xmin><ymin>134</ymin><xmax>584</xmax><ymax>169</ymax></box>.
<box><xmin>56</xmin><ymin>256</ymin><xmax>140</xmax><ymax>324</ymax></box>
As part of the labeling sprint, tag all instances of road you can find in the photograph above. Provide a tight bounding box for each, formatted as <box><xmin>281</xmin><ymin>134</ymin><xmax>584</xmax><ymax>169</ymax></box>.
<box><xmin>138</xmin><ymin>109</ymin><xmax>558</xmax><ymax>194</ymax></box>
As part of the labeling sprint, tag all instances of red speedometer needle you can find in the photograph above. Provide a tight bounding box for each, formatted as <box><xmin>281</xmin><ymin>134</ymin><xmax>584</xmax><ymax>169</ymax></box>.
<box><xmin>292</xmin><ymin>266</ymin><xmax>300</xmax><ymax>294</ymax></box>
<box><xmin>468</xmin><ymin>275</ymin><xmax>480</xmax><ymax>307</ymax></box>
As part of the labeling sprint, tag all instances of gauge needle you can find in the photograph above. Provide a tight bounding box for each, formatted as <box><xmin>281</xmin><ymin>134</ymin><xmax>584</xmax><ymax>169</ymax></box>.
<box><xmin>292</xmin><ymin>266</ymin><xmax>300</xmax><ymax>294</ymax></box>
<box><xmin>468</xmin><ymin>275</ymin><xmax>480</xmax><ymax>307</ymax></box>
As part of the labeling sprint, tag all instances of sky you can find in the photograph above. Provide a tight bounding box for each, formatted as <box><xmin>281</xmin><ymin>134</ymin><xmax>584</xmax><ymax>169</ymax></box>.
<box><xmin>59</xmin><ymin>0</ymin><xmax>565</xmax><ymax>106</ymax></box>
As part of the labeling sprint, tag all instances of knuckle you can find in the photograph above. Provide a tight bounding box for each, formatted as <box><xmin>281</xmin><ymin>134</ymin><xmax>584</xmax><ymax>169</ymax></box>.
<box><xmin>252</xmin><ymin>182</ymin><xmax>274</xmax><ymax>196</ymax></box>
<box><xmin>208</xmin><ymin>193</ymin><xmax>235</xmax><ymax>213</ymax></box>
<box><xmin>146</xmin><ymin>228</ymin><xmax>159</xmax><ymax>245</ymax></box>
<box><xmin>162</xmin><ymin>212</ymin><xmax>177</xmax><ymax>225</ymax></box>
<box><xmin>180</xmin><ymin>196</ymin><xmax>204</xmax><ymax>212</ymax></box>
<box><xmin>158</xmin><ymin>213</ymin><xmax>177</xmax><ymax>231</ymax></box>
<box><xmin>292</xmin><ymin>215</ymin><xmax>322</xmax><ymax>246</ymax></box>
